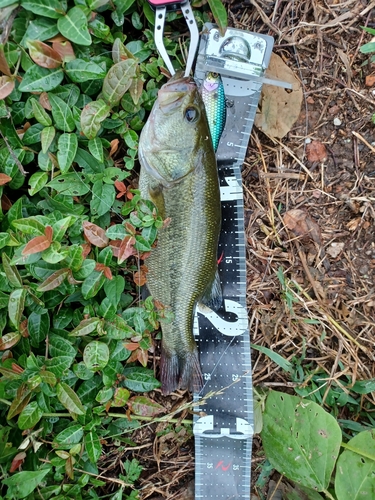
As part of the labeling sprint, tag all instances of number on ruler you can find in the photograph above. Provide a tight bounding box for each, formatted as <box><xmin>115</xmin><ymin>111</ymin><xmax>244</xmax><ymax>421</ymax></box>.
<box><xmin>220</xmin><ymin>176</ymin><xmax>243</xmax><ymax>201</ymax></box>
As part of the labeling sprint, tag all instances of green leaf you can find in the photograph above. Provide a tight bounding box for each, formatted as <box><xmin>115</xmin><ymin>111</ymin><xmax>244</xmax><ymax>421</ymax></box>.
<box><xmin>19</xmin><ymin>66</ymin><xmax>64</xmax><ymax>92</ymax></box>
<box><xmin>47</xmin><ymin>172</ymin><xmax>90</xmax><ymax>196</ymax></box>
<box><xmin>31</xmin><ymin>98</ymin><xmax>52</xmax><ymax>126</ymax></box>
<box><xmin>18</xmin><ymin>401</ymin><xmax>43</xmax><ymax>430</ymax></box>
<box><xmin>54</xmin><ymin>423</ymin><xmax>84</xmax><ymax>448</ymax></box>
<box><xmin>56</xmin><ymin>382</ymin><xmax>85</xmax><ymax>415</ymax></box>
<box><xmin>28</xmin><ymin>312</ymin><xmax>49</xmax><ymax>346</ymax></box>
<box><xmin>2</xmin><ymin>252</ymin><xmax>22</xmax><ymax>287</ymax></box>
<box><xmin>0</xmin><ymin>232</ymin><xmax>10</xmax><ymax>250</ymax></box>
<box><xmin>84</xmin><ymin>431</ymin><xmax>102</xmax><ymax>463</ymax></box>
<box><xmin>80</xmin><ymin>99</ymin><xmax>110</xmax><ymax>140</ymax></box>
<box><xmin>251</xmin><ymin>344</ymin><xmax>294</xmax><ymax>374</ymax></box>
<box><xmin>12</xmin><ymin>217</ymin><xmax>46</xmax><ymax>235</ymax></box>
<box><xmin>8</xmin><ymin>288</ymin><xmax>26</xmax><ymax>329</ymax></box>
<box><xmin>360</xmin><ymin>42</ymin><xmax>375</xmax><ymax>54</ymax></box>
<box><xmin>21</xmin><ymin>0</ymin><xmax>65</xmax><ymax>19</ymax></box>
<box><xmin>48</xmin><ymin>93</ymin><xmax>75</xmax><ymax>132</ymax></box>
<box><xmin>123</xmin><ymin>367</ymin><xmax>161</xmax><ymax>392</ymax></box>
<box><xmin>104</xmin><ymin>275</ymin><xmax>125</xmax><ymax>306</ymax></box>
<box><xmin>65</xmin><ymin>59</ymin><xmax>106</xmax><ymax>82</ymax></box>
<box><xmin>105</xmin><ymin>224</ymin><xmax>126</xmax><ymax>240</ymax></box>
<box><xmin>2</xmin><ymin>469</ymin><xmax>51</xmax><ymax>499</ymax></box>
<box><xmin>207</xmin><ymin>0</ymin><xmax>228</xmax><ymax>36</ymax></box>
<box><xmin>351</xmin><ymin>378</ymin><xmax>375</xmax><ymax>394</ymax></box>
<box><xmin>82</xmin><ymin>270</ymin><xmax>106</xmax><ymax>299</ymax></box>
<box><xmin>283</xmin><ymin>484</ymin><xmax>325</xmax><ymax>500</ymax></box>
<box><xmin>88</xmin><ymin>137</ymin><xmax>104</xmax><ymax>163</ymax></box>
<box><xmin>83</xmin><ymin>341</ymin><xmax>110</xmax><ymax>371</ymax></box>
<box><xmin>90</xmin><ymin>180</ymin><xmax>115</xmax><ymax>217</ymax></box>
<box><xmin>69</xmin><ymin>317</ymin><xmax>100</xmax><ymax>337</ymax></box>
<box><xmin>41</xmin><ymin>125</ymin><xmax>56</xmax><ymax>153</ymax></box>
<box><xmin>57</xmin><ymin>133</ymin><xmax>78</xmax><ymax>173</ymax></box>
<box><xmin>335</xmin><ymin>429</ymin><xmax>375</xmax><ymax>500</ymax></box>
<box><xmin>112</xmin><ymin>387</ymin><xmax>130</xmax><ymax>407</ymax></box>
<box><xmin>261</xmin><ymin>391</ymin><xmax>342</xmax><ymax>491</ymax></box>
<box><xmin>29</xmin><ymin>171</ymin><xmax>48</xmax><ymax>196</ymax></box>
<box><xmin>57</xmin><ymin>7</ymin><xmax>92</xmax><ymax>46</ymax></box>
<box><xmin>102</xmin><ymin>59</ymin><xmax>137</xmax><ymax>106</ymax></box>
<box><xmin>22</xmin><ymin>17</ymin><xmax>59</xmax><ymax>43</ymax></box>
<box><xmin>22</xmin><ymin>123</ymin><xmax>44</xmax><ymax>145</ymax></box>
<box><xmin>104</xmin><ymin>315</ymin><xmax>135</xmax><ymax>339</ymax></box>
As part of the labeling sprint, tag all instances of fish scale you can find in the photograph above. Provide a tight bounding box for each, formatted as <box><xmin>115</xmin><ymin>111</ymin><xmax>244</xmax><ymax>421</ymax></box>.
<box><xmin>192</xmin><ymin>25</ymin><xmax>275</xmax><ymax>499</ymax></box>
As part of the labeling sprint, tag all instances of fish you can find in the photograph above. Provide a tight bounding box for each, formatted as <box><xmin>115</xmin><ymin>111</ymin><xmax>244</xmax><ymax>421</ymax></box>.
<box><xmin>200</xmin><ymin>72</ymin><xmax>226</xmax><ymax>151</ymax></box>
<box><xmin>138</xmin><ymin>73</ymin><xmax>222</xmax><ymax>395</ymax></box>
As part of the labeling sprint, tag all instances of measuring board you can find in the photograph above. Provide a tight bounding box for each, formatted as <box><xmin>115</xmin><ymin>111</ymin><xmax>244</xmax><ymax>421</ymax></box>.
<box><xmin>192</xmin><ymin>25</ymin><xmax>274</xmax><ymax>499</ymax></box>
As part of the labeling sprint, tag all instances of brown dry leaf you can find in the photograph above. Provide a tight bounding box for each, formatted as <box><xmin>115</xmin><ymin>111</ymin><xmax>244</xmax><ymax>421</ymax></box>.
<box><xmin>346</xmin><ymin>218</ymin><xmax>361</xmax><ymax>231</ymax></box>
<box><xmin>365</xmin><ymin>75</ymin><xmax>375</xmax><ymax>87</ymax></box>
<box><xmin>283</xmin><ymin>209</ymin><xmax>322</xmax><ymax>244</ymax></box>
<box><xmin>118</xmin><ymin>235</ymin><xmax>136</xmax><ymax>264</ymax></box>
<box><xmin>22</xmin><ymin>235</ymin><xmax>51</xmax><ymax>255</ymax></box>
<box><xmin>109</xmin><ymin>139</ymin><xmax>119</xmax><ymax>157</ymax></box>
<box><xmin>39</xmin><ymin>93</ymin><xmax>51</xmax><ymax>110</ymax></box>
<box><xmin>255</xmin><ymin>53</ymin><xmax>303</xmax><ymax>138</ymax></box>
<box><xmin>306</xmin><ymin>140</ymin><xmax>327</xmax><ymax>162</ymax></box>
<box><xmin>0</xmin><ymin>76</ymin><xmax>15</xmax><ymax>99</ymax></box>
<box><xmin>52</xmin><ymin>39</ymin><xmax>75</xmax><ymax>63</ymax></box>
<box><xmin>0</xmin><ymin>174</ymin><xmax>12</xmax><ymax>186</ymax></box>
<box><xmin>134</xmin><ymin>265</ymin><xmax>148</xmax><ymax>286</ymax></box>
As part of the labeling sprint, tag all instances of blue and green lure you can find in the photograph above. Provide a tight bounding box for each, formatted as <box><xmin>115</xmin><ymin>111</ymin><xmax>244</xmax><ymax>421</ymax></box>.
<box><xmin>200</xmin><ymin>72</ymin><xmax>226</xmax><ymax>152</ymax></box>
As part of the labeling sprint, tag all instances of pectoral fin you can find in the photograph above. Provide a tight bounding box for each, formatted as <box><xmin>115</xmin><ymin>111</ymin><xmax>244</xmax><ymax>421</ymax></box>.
<box><xmin>199</xmin><ymin>269</ymin><xmax>222</xmax><ymax>311</ymax></box>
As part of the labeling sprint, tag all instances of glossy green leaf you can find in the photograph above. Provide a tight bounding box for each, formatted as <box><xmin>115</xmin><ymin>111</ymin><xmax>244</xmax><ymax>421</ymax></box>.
<box><xmin>22</xmin><ymin>123</ymin><xmax>43</xmax><ymax>145</ymax></box>
<box><xmin>69</xmin><ymin>317</ymin><xmax>100</xmax><ymax>337</ymax></box>
<box><xmin>57</xmin><ymin>7</ymin><xmax>92</xmax><ymax>46</ymax></box>
<box><xmin>37</xmin><ymin>267</ymin><xmax>69</xmax><ymax>291</ymax></box>
<box><xmin>2</xmin><ymin>469</ymin><xmax>51</xmax><ymax>498</ymax></box>
<box><xmin>104</xmin><ymin>315</ymin><xmax>135</xmax><ymax>339</ymax></box>
<box><xmin>2</xmin><ymin>252</ymin><xmax>22</xmax><ymax>287</ymax></box>
<box><xmin>82</xmin><ymin>270</ymin><xmax>106</xmax><ymax>299</ymax></box>
<box><xmin>90</xmin><ymin>180</ymin><xmax>115</xmax><ymax>217</ymax></box>
<box><xmin>80</xmin><ymin>99</ymin><xmax>110</xmax><ymax>140</ymax></box>
<box><xmin>84</xmin><ymin>431</ymin><xmax>102</xmax><ymax>463</ymax></box>
<box><xmin>56</xmin><ymin>382</ymin><xmax>85</xmax><ymax>415</ymax></box>
<box><xmin>54</xmin><ymin>423</ymin><xmax>84</xmax><ymax>448</ymax></box>
<box><xmin>251</xmin><ymin>344</ymin><xmax>294</xmax><ymax>374</ymax></box>
<box><xmin>123</xmin><ymin>367</ymin><xmax>161</xmax><ymax>392</ymax></box>
<box><xmin>21</xmin><ymin>0</ymin><xmax>65</xmax><ymax>19</ymax></box>
<box><xmin>102</xmin><ymin>59</ymin><xmax>137</xmax><ymax>106</ymax></box>
<box><xmin>18</xmin><ymin>401</ymin><xmax>43</xmax><ymax>430</ymax></box>
<box><xmin>65</xmin><ymin>59</ymin><xmax>106</xmax><ymax>82</ymax></box>
<box><xmin>0</xmin><ymin>232</ymin><xmax>10</xmax><ymax>250</ymax></box>
<box><xmin>83</xmin><ymin>341</ymin><xmax>109</xmax><ymax>371</ymax></box>
<box><xmin>19</xmin><ymin>66</ymin><xmax>64</xmax><ymax>92</ymax></box>
<box><xmin>30</xmin><ymin>98</ymin><xmax>52</xmax><ymax>126</ymax></box>
<box><xmin>57</xmin><ymin>133</ymin><xmax>78</xmax><ymax>173</ymax></box>
<box><xmin>48</xmin><ymin>93</ymin><xmax>75</xmax><ymax>132</ymax></box>
<box><xmin>8</xmin><ymin>288</ymin><xmax>26</xmax><ymax>329</ymax></box>
<box><xmin>262</xmin><ymin>391</ymin><xmax>342</xmax><ymax>491</ymax></box>
<box><xmin>88</xmin><ymin>137</ymin><xmax>104</xmax><ymax>162</ymax></box>
<box><xmin>112</xmin><ymin>387</ymin><xmax>130</xmax><ymax>407</ymax></box>
<box><xmin>47</xmin><ymin>172</ymin><xmax>90</xmax><ymax>196</ymax></box>
<box><xmin>28</xmin><ymin>171</ymin><xmax>49</xmax><ymax>196</ymax></box>
<box><xmin>12</xmin><ymin>217</ymin><xmax>46</xmax><ymax>235</ymax></box>
<box><xmin>28</xmin><ymin>312</ymin><xmax>49</xmax><ymax>346</ymax></box>
<box><xmin>41</xmin><ymin>125</ymin><xmax>56</xmax><ymax>153</ymax></box>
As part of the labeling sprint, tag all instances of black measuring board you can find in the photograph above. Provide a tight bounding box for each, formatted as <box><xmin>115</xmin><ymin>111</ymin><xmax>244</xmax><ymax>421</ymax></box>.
<box><xmin>193</xmin><ymin>24</ymin><xmax>274</xmax><ymax>499</ymax></box>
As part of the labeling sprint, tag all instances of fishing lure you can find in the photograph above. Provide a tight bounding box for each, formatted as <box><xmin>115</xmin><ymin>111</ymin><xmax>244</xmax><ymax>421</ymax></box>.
<box><xmin>200</xmin><ymin>72</ymin><xmax>227</xmax><ymax>152</ymax></box>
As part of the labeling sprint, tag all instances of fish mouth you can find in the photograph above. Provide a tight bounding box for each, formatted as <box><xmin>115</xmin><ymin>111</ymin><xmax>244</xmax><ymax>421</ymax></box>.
<box><xmin>158</xmin><ymin>76</ymin><xmax>196</xmax><ymax>113</ymax></box>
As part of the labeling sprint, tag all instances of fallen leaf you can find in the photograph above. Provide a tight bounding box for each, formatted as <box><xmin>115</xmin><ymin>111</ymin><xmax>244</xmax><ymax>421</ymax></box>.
<box><xmin>82</xmin><ymin>221</ymin><xmax>109</xmax><ymax>248</ymax></box>
<box><xmin>133</xmin><ymin>265</ymin><xmax>148</xmax><ymax>287</ymax></box>
<box><xmin>365</xmin><ymin>75</ymin><xmax>375</xmax><ymax>87</ymax></box>
<box><xmin>109</xmin><ymin>139</ymin><xmax>119</xmax><ymax>157</ymax></box>
<box><xmin>346</xmin><ymin>218</ymin><xmax>361</xmax><ymax>231</ymax></box>
<box><xmin>306</xmin><ymin>140</ymin><xmax>327</xmax><ymax>162</ymax></box>
<box><xmin>326</xmin><ymin>242</ymin><xmax>345</xmax><ymax>258</ymax></box>
<box><xmin>255</xmin><ymin>53</ymin><xmax>303</xmax><ymax>138</ymax></box>
<box><xmin>283</xmin><ymin>209</ymin><xmax>322</xmax><ymax>244</ymax></box>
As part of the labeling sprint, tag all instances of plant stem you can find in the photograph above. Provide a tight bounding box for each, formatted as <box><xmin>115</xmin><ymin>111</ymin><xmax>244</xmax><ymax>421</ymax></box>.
<box><xmin>42</xmin><ymin>410</ymin><xmax>193</xmax><ymax>425</ymax></box>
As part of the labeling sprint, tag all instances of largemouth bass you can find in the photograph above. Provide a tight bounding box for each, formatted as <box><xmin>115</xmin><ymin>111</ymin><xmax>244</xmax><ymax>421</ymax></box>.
<box><xmin>138</xmin><ymin>74</ymin><xmax>222</xmax><ymax>395</ymax></box>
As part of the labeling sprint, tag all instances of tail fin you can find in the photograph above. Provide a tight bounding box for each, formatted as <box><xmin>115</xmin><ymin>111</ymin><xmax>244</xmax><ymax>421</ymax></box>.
<box><xmin>160</xmin><ymin>348</ymin><xmax>203</xmax><ymax>395</ymax></box>
<box><xmin>180</xmin><ymin>350</ymin><xmax>203</xmax><ymax>394</ymax></box>
<box><xmin>160</xmin><ymin>348</ymin><xmax>179</xmax><ymax>396</ymax></box>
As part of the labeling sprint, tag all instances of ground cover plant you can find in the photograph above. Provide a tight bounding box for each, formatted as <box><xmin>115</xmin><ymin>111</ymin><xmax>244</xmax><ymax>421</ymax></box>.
<box><xmin>0</xmin><ymin>0</ymin><xmax>226</xmax><ymax>498</ymax></box>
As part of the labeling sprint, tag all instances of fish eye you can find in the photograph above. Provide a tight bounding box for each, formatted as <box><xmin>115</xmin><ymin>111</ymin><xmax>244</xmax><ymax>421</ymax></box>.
<box><xmin>211</xmin><ymin>72</ymin><xmax>218</xmax><ymax>78</ymax></box>
<box><xmin>185</xmin><ymin>106</ymin><xmax>199</xmax><ymax>123</ymax></box>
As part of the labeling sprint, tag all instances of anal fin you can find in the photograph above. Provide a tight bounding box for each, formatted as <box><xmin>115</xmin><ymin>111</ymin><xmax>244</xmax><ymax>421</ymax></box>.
<box><xmin>200</xmin><ymin>269</ymin><xmax>222</xmax><ymax>311</ymax></box>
